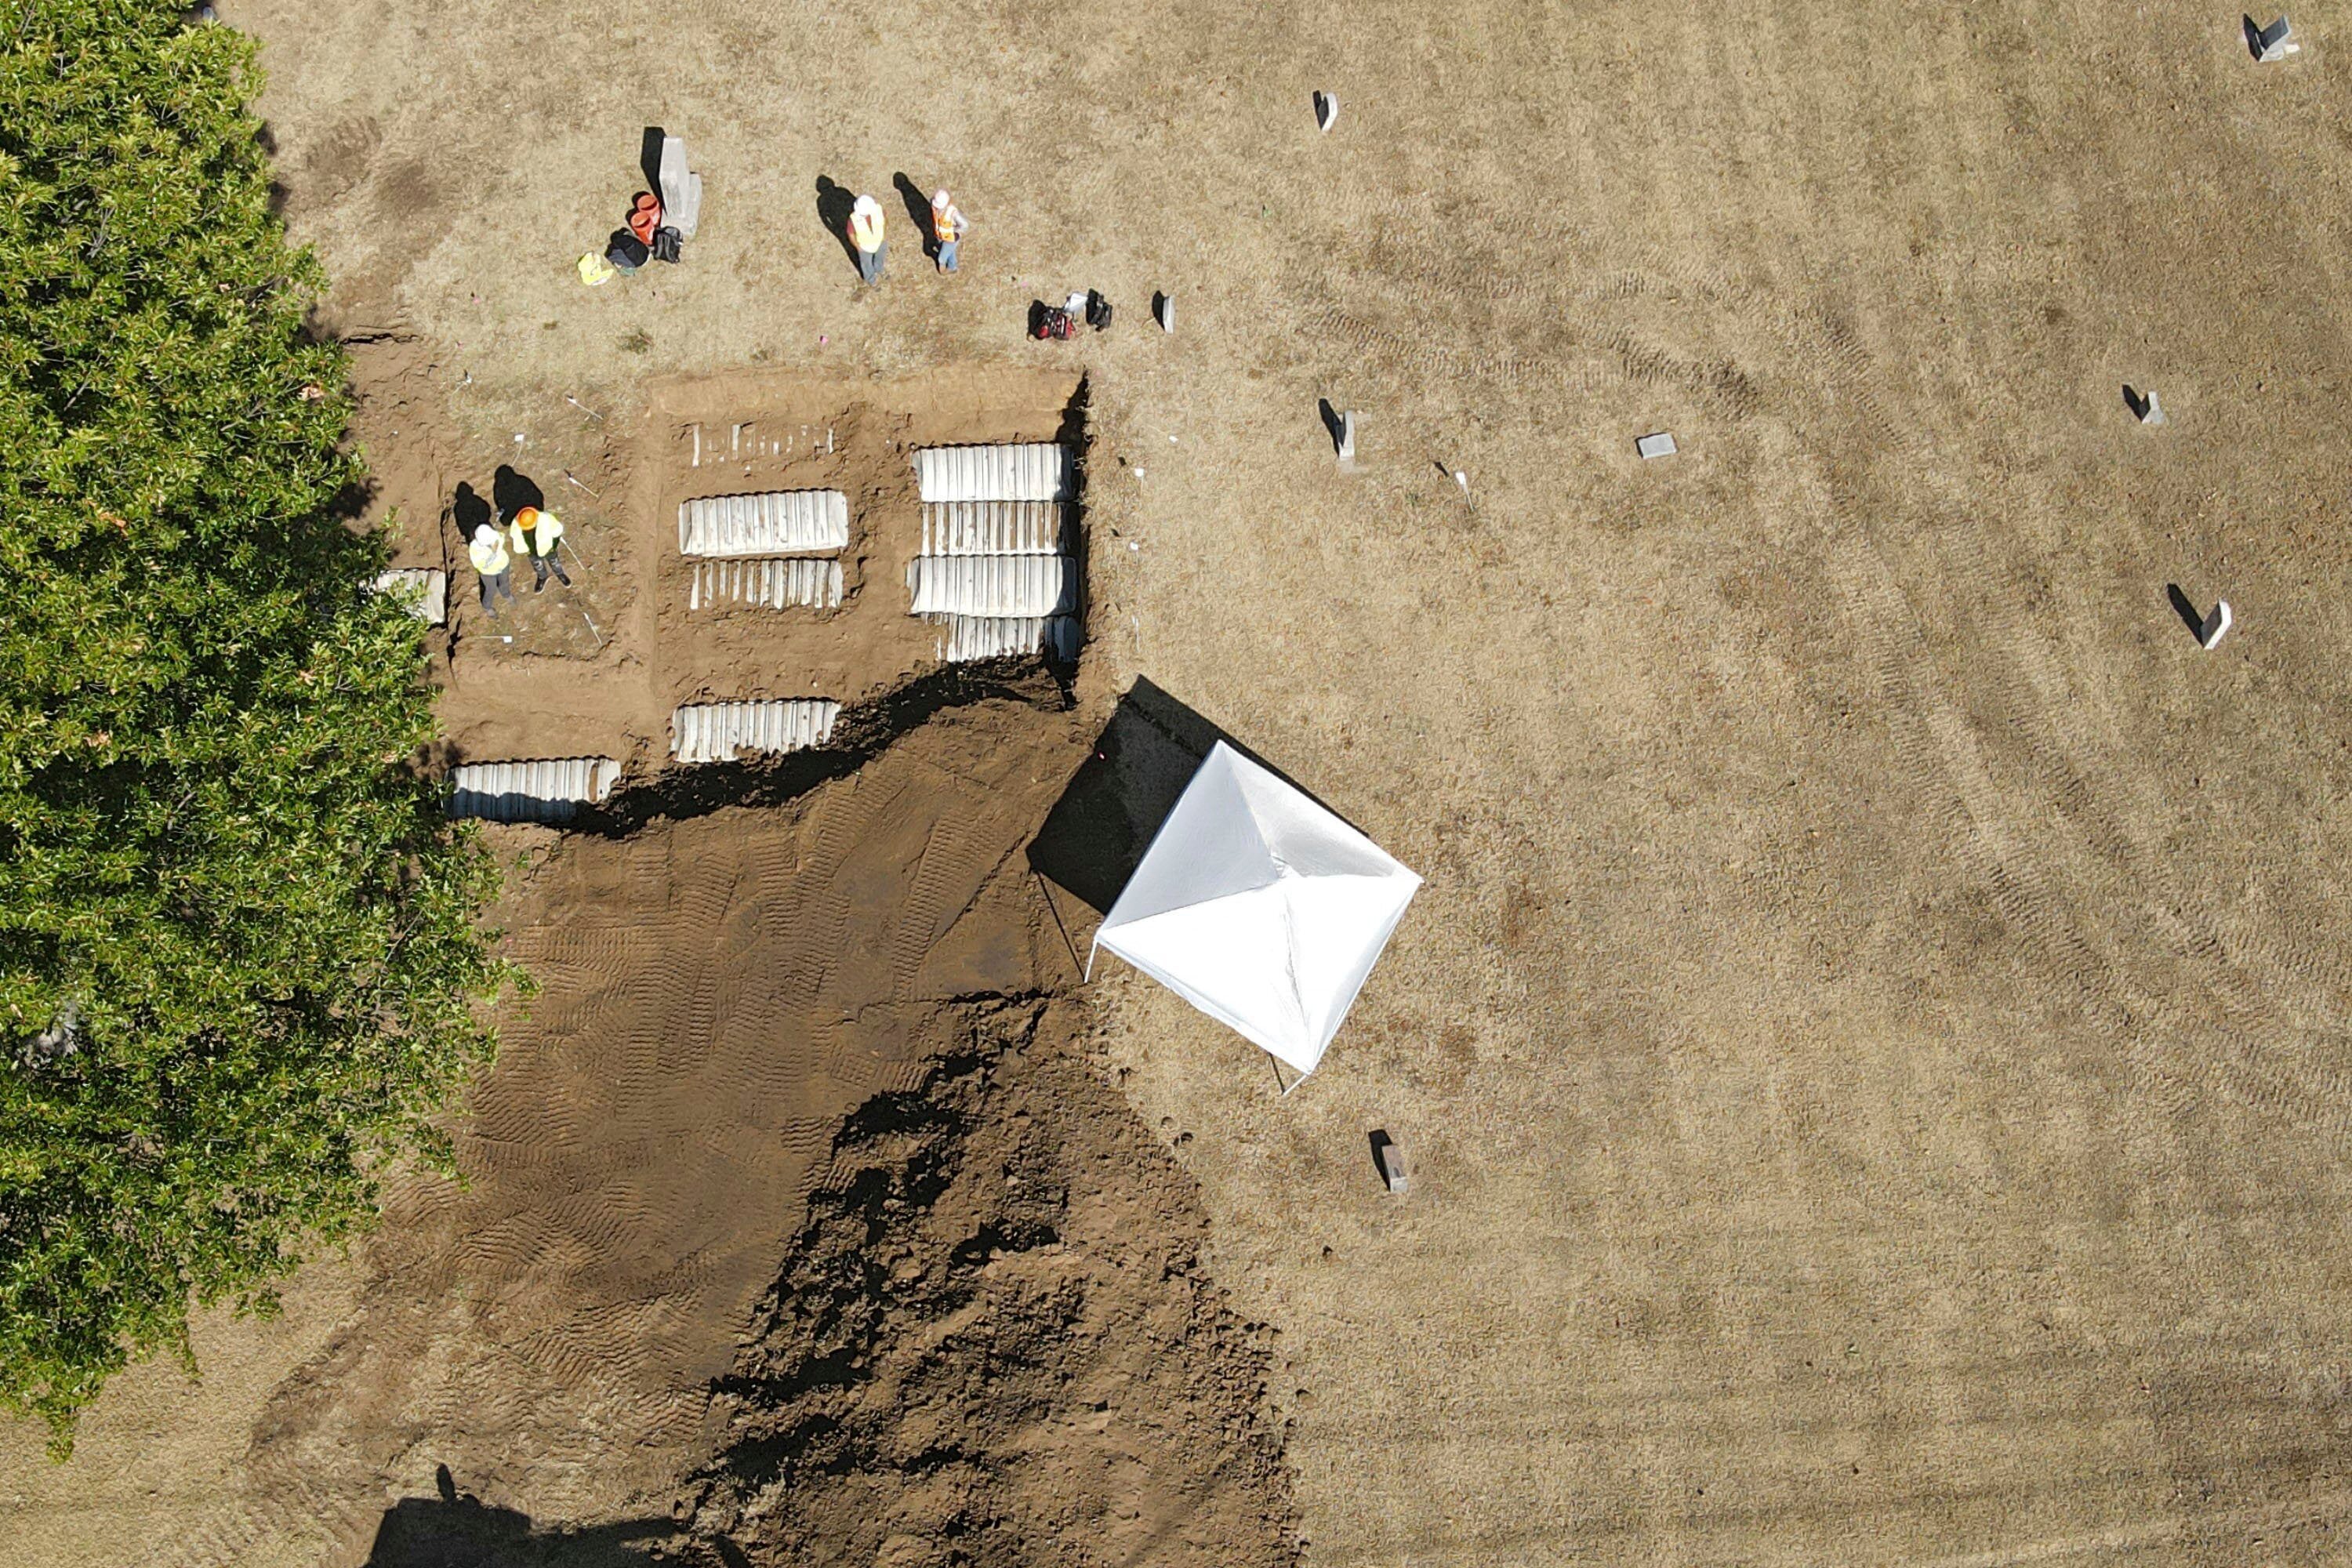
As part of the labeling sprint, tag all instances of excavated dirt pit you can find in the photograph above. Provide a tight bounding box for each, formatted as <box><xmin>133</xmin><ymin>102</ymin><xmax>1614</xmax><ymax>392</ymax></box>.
<box><xmin>365</xmin><ymin>360</ymin><xmax>1087</xmax><ymax>782</ymax></box>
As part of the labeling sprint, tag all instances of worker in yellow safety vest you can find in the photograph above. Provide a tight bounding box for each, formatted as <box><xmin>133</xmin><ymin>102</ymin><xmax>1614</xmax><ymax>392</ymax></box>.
<box><xmin>507</xmin><ymin>505</ymin><xmax>572</xmax><ymax>591</ymax></box>
<box><xmin>849</xmin><ymin>193</ymin><xmax>886</xmax><ymax>285</ymax></box>
<box><xmin>930</xmin><ymin>189</ymin><xmax>967</xmax><ymax>274</ymax></box>
<box><xmin>469</xmin><ymin>524</ymin><xmax>515</xmax><ymax>615</ymax></box>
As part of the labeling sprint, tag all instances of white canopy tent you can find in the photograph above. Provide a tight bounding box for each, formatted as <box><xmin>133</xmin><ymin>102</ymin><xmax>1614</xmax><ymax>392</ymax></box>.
<box><xmin>1088</xmin><ymin>742</ymin><xmax>1421</xmax><ymax>1080</ymax></box>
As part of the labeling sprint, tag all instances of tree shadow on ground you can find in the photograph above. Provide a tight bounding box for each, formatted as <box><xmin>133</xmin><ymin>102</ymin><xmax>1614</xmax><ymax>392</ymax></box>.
<box><xmin>813</xmin><ymin>176</ymin><xmax>861</xmax><ymax>272</ymax></box>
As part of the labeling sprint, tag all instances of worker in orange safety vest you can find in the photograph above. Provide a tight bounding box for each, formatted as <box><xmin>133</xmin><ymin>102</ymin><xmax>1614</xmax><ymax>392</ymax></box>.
<box><xmin>849</xmin><ymin>193</ymin><xmax>886</xmax><ymax>285</ymax></box>
<box><xmin>930</xmin><ymin>190</ymin><xmax>967</xmax><ymax>274</ymax></box>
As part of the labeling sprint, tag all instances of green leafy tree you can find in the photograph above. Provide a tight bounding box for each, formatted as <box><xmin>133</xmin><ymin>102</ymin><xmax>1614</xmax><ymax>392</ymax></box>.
<box><xmin>0</xmin><ymin>0</ymin><xmax>509</xmax><ymax>1451</ymax></box>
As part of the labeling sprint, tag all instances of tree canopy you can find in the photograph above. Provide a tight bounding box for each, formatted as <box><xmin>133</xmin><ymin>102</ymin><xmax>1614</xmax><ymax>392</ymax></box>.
<box><xmin>0</xmin><ymin>0</ymin><xmax>507</xmax><ymax>1450</ymax></box>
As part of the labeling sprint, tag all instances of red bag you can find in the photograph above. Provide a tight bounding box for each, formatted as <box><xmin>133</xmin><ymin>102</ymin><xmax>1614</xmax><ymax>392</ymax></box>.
<box><xmin>1032</xmin><ymin>305</ymin><xmax>1076</xmax><ymax>340</ymax></box>
<box><xmin>626</xmin><ymin>192</ymin><xmax>663</xmax><ymax>246</ymax></box>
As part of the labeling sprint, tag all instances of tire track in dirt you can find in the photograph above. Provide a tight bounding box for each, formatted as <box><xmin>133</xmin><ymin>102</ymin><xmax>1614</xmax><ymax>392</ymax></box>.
<box><xmin>1286</xmin><ymin>191</ymin><xmax>2352</xmax><ymax>1233</ymax></box>
<box><xmin>1838</xmin><ymin>450</ymin><xmax>2352</xmax><ymax>1132</ymax></box>
<box><xmin>1293</xmin><ymin>183</ymin><xmax>2352</xmax><ymax>1156</ymax></box>
<box><xmin>118</xmin><ymin>698</ymin><xmax>1098</xmax><ymax>1565</ymax></box>
<box><xmin>891</xmin><ymin>818</ymin><xmax>1023</xmax><ymax>1000</ymax></box>
<box><xmin>1283</xmin><ymin>196</ymin><xmax>1910</xmax><ymax>451</ymax></box>
<box><xmin>1831</xmin><ymin>530</ymin><xmax>2352</xmax><ymax>1142</ymax></box>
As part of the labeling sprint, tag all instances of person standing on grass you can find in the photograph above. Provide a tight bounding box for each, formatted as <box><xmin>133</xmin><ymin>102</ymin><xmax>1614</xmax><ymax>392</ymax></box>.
<box><xmin>469</xmin><ymin>523</ymin><xmax>515</xmax><ymax>615</ymax></box>
<box><xmin>849</xmin><ymin>193</ymin><xmax>886</xmax><ymax>285</ymax></box>
<box><xmin>931</xmin><ymin>189</ymin><xmax>967</xmax><ymax>274</ymax></box>
<box><xmin>507</xmin><ymin>506</ymin><xmax>571</xmax><ymax>591</ymax></box>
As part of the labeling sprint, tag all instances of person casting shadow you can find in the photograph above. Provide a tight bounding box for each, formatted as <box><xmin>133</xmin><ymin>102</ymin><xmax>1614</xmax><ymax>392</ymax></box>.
<box><xmin>509</xmin><ymin>503</ymin><xmax>571</xmax><ymax>592</ymax></box>
<box><xmin>814</xmin><ymin>176</ymin><xmax>861</xmax><ymax>270</ymax></box>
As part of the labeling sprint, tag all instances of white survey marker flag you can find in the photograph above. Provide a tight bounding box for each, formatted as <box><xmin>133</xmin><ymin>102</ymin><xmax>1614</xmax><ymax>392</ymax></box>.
<box><xmin>1089</xmin><ymin>741</ymin><xmax>1421</xmax><ymax>1078</ymax></box>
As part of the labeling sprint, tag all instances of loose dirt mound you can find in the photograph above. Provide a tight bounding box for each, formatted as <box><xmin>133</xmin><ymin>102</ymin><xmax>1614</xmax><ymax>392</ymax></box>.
<box><xmin>0</xmin><ymin>684</ymin><xmax>1286</xmax><ymax>1568</ymax></box>
<box><xmin>245</xmin><ymin>691</ymin><xmax>1102</xmax><ymax>1526</ymax></box>
<box><xmin>686</xmin><ymin>999</ymin><xmax>1297</xmax><ymax>1568</ymax></box>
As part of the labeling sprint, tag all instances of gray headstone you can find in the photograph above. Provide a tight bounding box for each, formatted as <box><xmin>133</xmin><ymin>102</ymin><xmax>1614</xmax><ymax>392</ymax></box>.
<box><xmin>2256</xmin><ymin>15</ymin><xmax>2299</xmax><ymax>59</ymax></box>
<box><xmin>30</xmin><ymin>1000</ymin><xmax>81</xmax><ymax>1065</ymax></box>
<box><xmin>659</xmin><ymin>136</ymin><xmax>702</xmax><ymax>236</ymax></box>
<box><xmin>2201</xmin><ymin>599</ymin><xmax>2232</xmax><ymax>649</ymax></box>
<box><xmin>2138</xmin><ymin>389</ymin><xmax>2165</xmax><ymax>426</ymax></box>
<box><xmin>1376</xmin><ymin>1140</ymin><xmax>1408</xmax><ymax>1194</ymax></box>
<box><xmin>1636</xmin><ymin>431</ymin><xmax>1678</xmax><ymax>459</ymax></box>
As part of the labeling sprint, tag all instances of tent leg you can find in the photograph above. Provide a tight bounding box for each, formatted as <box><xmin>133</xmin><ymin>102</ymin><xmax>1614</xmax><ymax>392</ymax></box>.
<box><xmin>1267</xmin><ymin>1053</ymin><xmax>1298</xmax><ymax>1095</ymax></box>
<box><xmin>1033</xmin><ymin>869</ymin><xmax>1085</xmax><ymax>982</ymax></box>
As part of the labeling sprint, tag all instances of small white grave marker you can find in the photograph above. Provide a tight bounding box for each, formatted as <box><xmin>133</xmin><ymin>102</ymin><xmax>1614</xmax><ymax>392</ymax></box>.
<box><xmin>1156</xmin><ymin>293</ymin><xmax>1174</xmax><ymax>332</ymax></box>
<box><xmin>2133</xmin><ymin>387</ymin><xmax>2166</xmax><ymax>426</ymax></box>
<box><xmin>1335</xmin><ymin>410</ymin><xmax>1356</xmax><ymax>463</ymax></box>
<box><xmin>2200</xmin><ymin>599</ymin><xmax>2232</xmax><ymax>649</ymax></box>
<box><xmin>1452</xmin><ymin>469</ymin><xmax>1470</xmax><ymax>500</ymax></box>
<box><xmin>1374</xmin><ymin>1137</ymin><xmax>1408</xmax><ymax>1194</ymax></box>
<box><xmin>1636</xmin><ymin>431</ymin><xmax>1678</xmax><ymax>459</ymax></box>
<box><xmin>2254</xmin><ymin>15</ymin><xmax>2299</xmax><ymax>59</ymax></box>
<box><xmin>1316</xmin><ymin>92</ymin><xmax>1338</xmax><ymax>132</ymax></box>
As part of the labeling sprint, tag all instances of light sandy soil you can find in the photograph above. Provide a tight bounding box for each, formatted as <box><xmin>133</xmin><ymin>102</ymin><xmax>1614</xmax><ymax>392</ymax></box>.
<box><xmin>13</xmin><ymin>0</ymin><xmax>2352</xmax><ymax>1563</ymax></box>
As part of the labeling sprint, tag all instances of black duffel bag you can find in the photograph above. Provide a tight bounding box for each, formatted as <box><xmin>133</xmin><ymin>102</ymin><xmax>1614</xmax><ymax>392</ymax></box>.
<box><xmin>605</xmin><ymin>227</ymin><xmax>650</xmax><ymax>272</ymax></box>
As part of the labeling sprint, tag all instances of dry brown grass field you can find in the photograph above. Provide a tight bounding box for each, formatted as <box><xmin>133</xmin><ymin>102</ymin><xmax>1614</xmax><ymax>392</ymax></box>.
<box><xmin>9</xmin><ymin>0</ymin><xmax>2352</xmax><ymax>1563</ymax></box>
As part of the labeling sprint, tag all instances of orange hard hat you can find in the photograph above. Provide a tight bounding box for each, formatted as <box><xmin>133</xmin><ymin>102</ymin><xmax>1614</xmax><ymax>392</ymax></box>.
<box><xmin>515</xmin><ymin>506</ymin><xmax>539</xmax><ymax>526</ymax></box>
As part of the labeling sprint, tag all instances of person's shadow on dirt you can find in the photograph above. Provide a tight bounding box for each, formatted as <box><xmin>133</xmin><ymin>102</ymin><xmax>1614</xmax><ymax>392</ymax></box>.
<box><xmin>814</xmin><ymin>176</ymin><xmax>861</xmax><ymax>273</ymax></box>
<box><xmin>451</xmin><ymin>482</ymin><xmax>493</xmax><ymax>542</ymax></box>
<box><xmin>364</xmin><ymin>1464</ymin><xmax>677</xmax><ymax>1567</ymax></box>
<box><xmin>491</xmin><ymin>464</ymin><xmax>545</xmax><ymax>524</ymax></box>
<box><xmin>891</xmin><ymin>172</ymin><xmax>938</xmax><ymax>261</ymax></box>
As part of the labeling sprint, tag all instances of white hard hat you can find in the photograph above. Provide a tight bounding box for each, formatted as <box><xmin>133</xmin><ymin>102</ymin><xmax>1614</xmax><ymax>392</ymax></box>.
<box><xmin>932</xmin><ymin>189</ymin><xmax>951</xmax><ymax>207</ymax></box>
<box><xmin>853</xmin><ymin>193</ymin><xmax>880</xmax><ymax>215</ymax></box>
<box><xmin>474</xmin><ymin>524</ymin><xmax>497</xmax><ymax>546</ymax></box>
